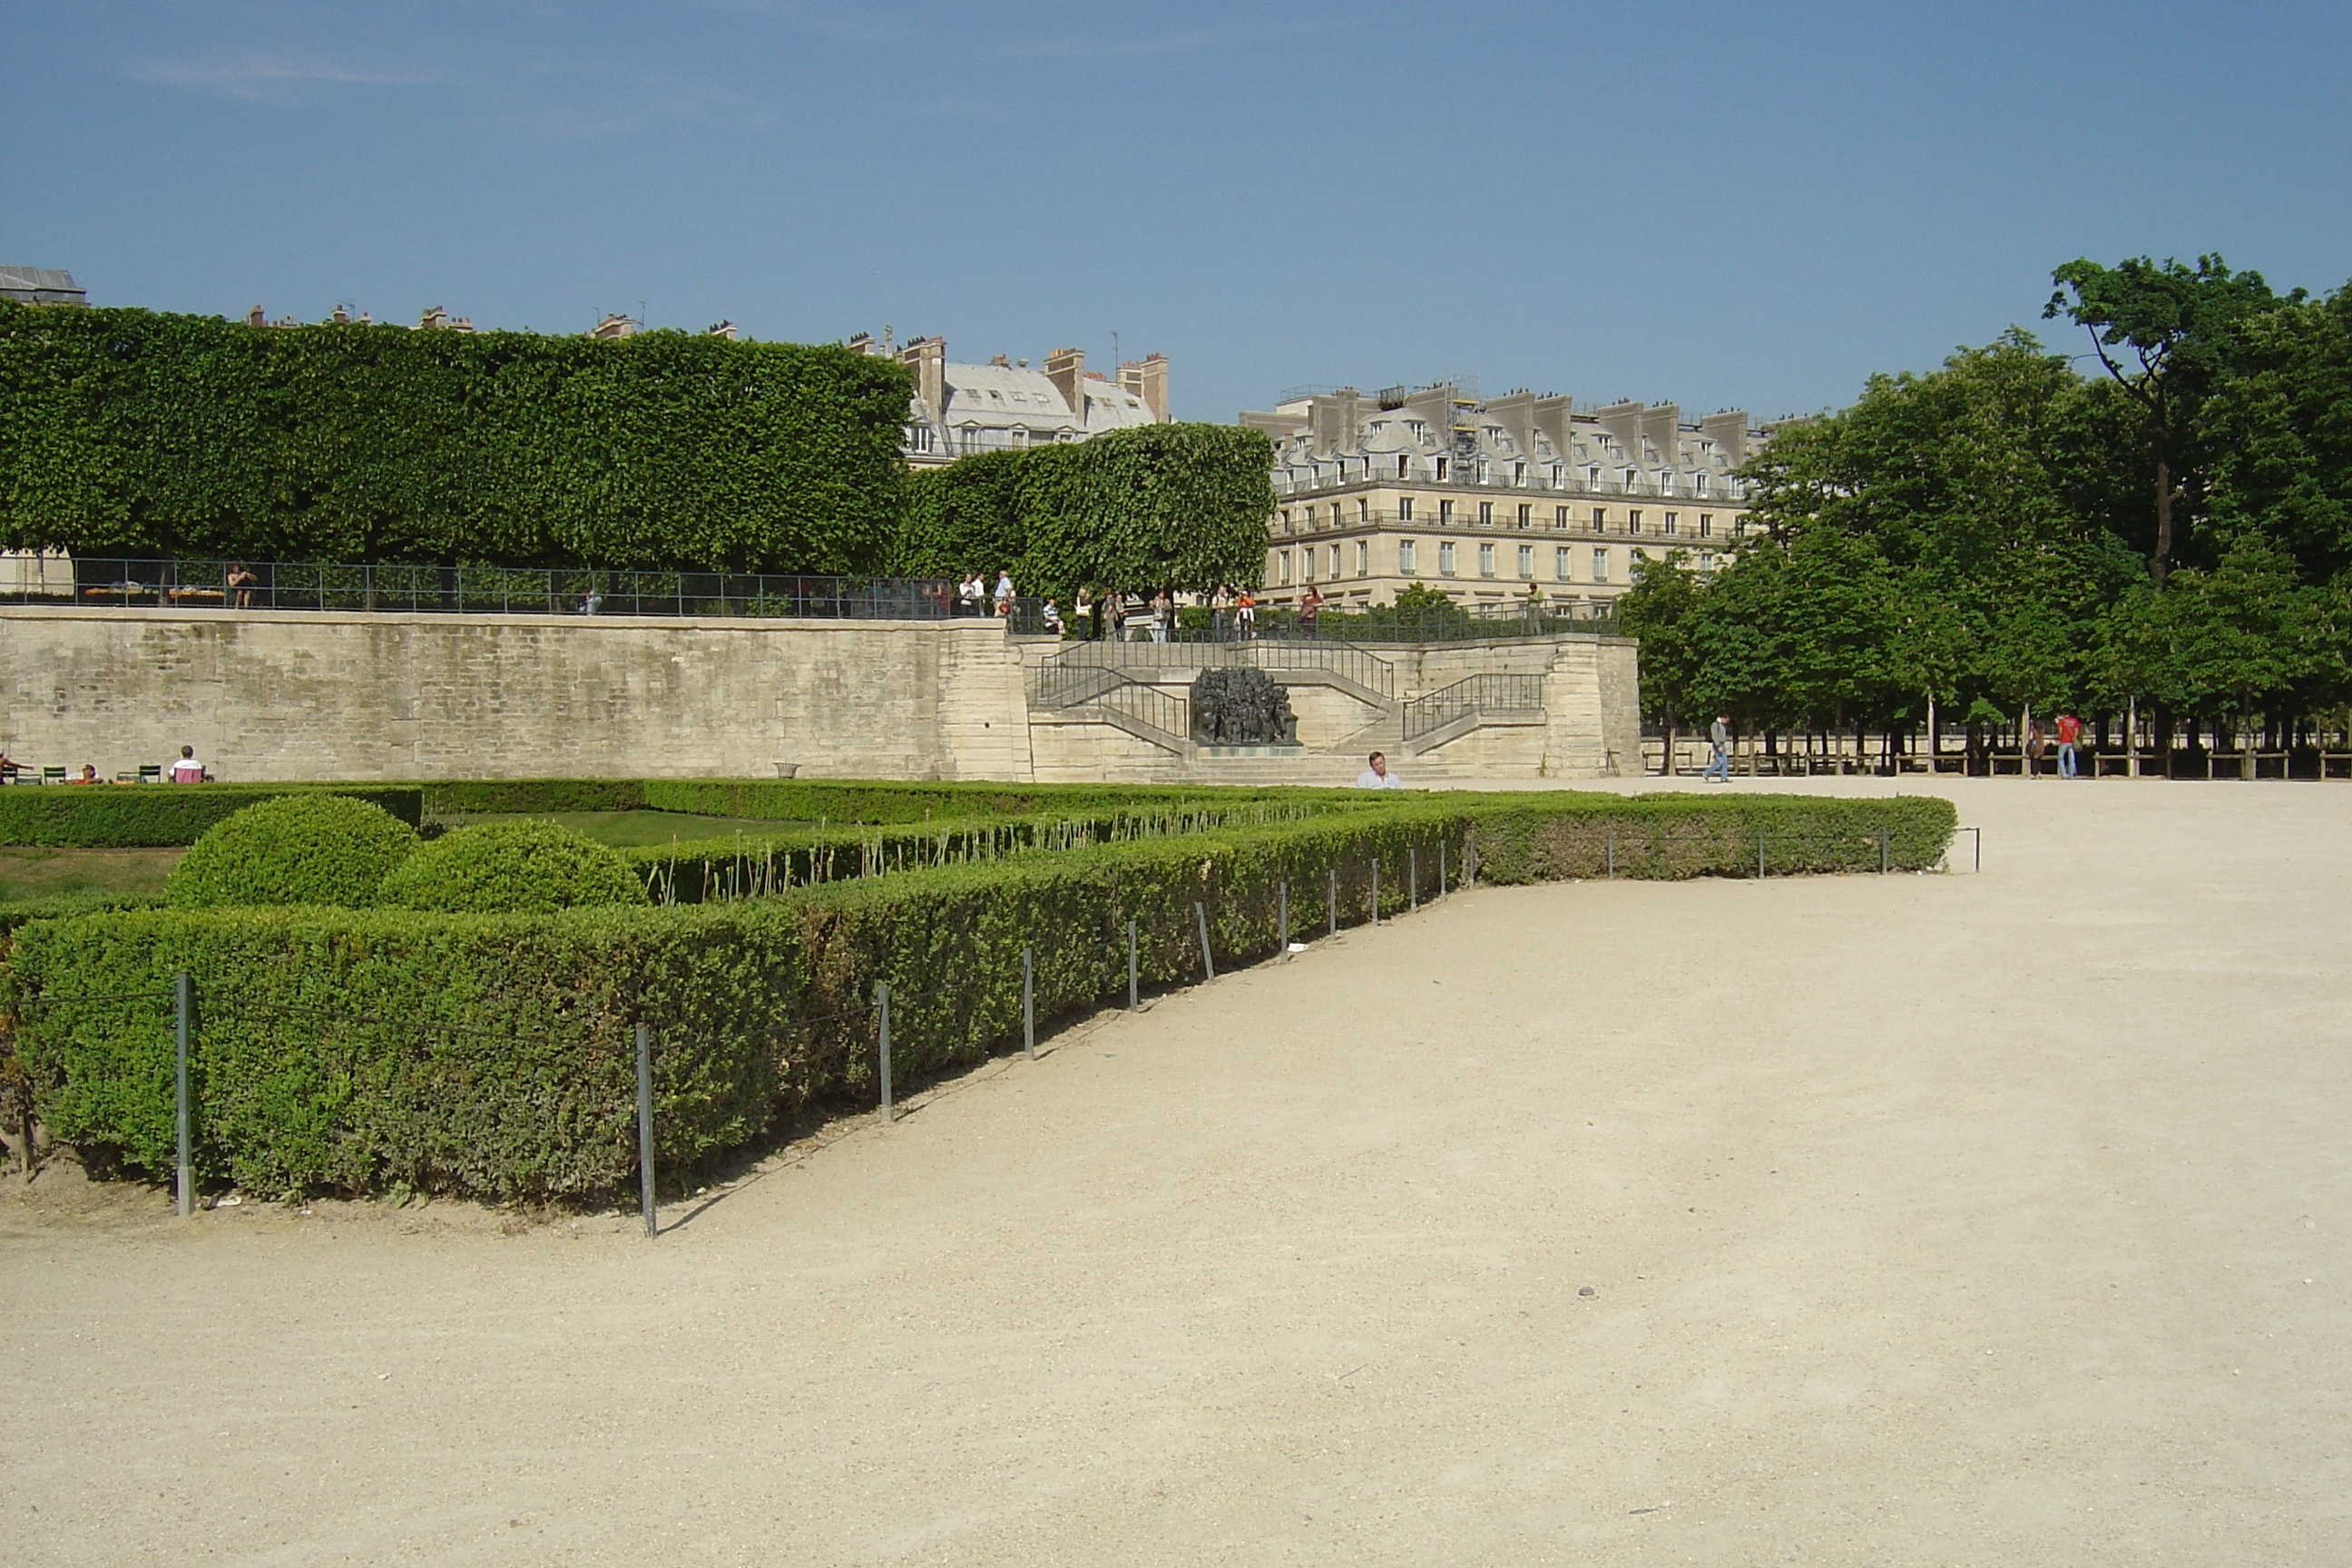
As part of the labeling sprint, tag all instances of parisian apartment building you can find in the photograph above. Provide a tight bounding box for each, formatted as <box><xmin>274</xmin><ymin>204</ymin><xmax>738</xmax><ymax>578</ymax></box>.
<box><xmin>845</xmin><ymin>330</ymin><xmax>1171</xmax><ymax>466</ymax></box>
<box><xmin>1239</xmin><ymin>383</ymin><xmax>1771</xmax><ymax>611</ymax></box>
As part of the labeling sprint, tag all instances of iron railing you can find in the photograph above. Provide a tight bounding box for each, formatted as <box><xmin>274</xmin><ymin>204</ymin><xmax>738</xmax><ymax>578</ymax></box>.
<box><xmin>1401</xmin><ymin>673</ymin><xmax>1545</xmax><ymax>743</ymax></box>
<box><xmin>21</xmin><ymin>557</ymin><xmax>966</xmax><ymax>622</ymax></box>
<box><xmin>1053</xmin><ymin>636</ymin><xmax>1397</xmax><ymax>701</ymax></box>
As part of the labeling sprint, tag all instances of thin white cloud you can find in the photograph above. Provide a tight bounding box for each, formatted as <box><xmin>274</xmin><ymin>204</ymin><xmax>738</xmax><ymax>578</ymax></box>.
<box><xmin>991</xmin><ymin>15</ymin><xmax>1347</xmax><ymax>61</ymax></box>
<box><xmin>125</xmin><ymin>53</ymin><xmax>449</xmax><ymax>102</ymax></box>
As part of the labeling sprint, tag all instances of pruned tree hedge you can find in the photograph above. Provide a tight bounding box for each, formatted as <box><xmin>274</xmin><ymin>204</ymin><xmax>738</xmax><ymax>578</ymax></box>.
<box><xmin>0</xmin><ymin>303</ymin><xmax>912</xmax><ymax>573</ymax></box>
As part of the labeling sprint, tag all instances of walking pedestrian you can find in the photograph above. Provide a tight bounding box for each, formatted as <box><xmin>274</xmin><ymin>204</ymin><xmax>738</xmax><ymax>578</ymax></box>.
<box><xmin>2024</xmin><ymin>716</ymin><xmax>2044</xmax><ymax>779</ymax></box>
<box><xmin>994</xmin><ymin>568</ymin><xmax>1014</xmax><ymax>617</ymax></box>
<box><xmin>1704</xmin><ymin>713</ymin><xmax>1733</xmax><ymax>782</ymax></box>
<box><xmin>1150</xmin><ymin>590</ymin><xmax>1172</xmax><ymax>643</ymax></box>
<box><xmin>2056</xmin><ymin>710</ymin><xmax>2082</xmax><ymax>779</ymax></box>
<box><xmin>1235</xmin><ymin>589</ymin><xmax>1256</xmax><ymax>639</ymax></box>
<box><xmin>1299</xmin><ymin>584</ymin><xmax>1323</xmax><ymax>640</ymax></box>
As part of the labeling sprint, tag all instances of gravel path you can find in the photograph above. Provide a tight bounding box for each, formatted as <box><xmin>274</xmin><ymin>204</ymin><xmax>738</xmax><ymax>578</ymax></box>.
<box><xmin>5</xmin><ymin>778</ymin><xmax>2347</xmax><ymax>1565</ymax></box>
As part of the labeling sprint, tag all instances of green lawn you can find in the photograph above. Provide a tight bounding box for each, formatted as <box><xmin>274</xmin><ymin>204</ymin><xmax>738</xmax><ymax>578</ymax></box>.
<box><xmin>0</xmin><ymin>846</ymin><xmax>185</xmax><ymax>901</ymax></box>
<box><xmin>435</xmin><ymin>810</ymin><xmax>812</xmax><ymax>848</ymax></box>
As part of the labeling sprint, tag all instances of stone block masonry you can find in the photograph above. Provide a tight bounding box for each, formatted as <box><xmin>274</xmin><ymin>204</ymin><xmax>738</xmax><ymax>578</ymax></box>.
<box><xmin>0</xmin><ymin>608</ymin><xmax>1035</xmax><ymax>783</ymax></box>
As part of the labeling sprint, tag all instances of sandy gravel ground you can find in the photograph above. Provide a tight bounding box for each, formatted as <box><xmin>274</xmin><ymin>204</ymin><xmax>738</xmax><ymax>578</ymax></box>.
<box><xmin>4</xmin><ymin>776</ymin><xmax>2347</xmax><ymax>1566</ymax></box>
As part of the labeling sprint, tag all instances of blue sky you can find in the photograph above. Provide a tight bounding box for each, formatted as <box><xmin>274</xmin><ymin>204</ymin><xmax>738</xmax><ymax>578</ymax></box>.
<box><xmin>6</xmin><ymin>1</ymin><xmax>2349</xmax><ymax>424</ymax></box>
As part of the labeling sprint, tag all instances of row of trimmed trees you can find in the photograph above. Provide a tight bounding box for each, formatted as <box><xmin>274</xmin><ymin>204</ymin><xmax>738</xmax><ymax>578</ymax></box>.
<box><xmin>0</xmin><ymin>303</ymin><xmax>1274</xmax><ymax>593</ymax></box>
<box><xmin>1618</xmin><ymin>257</ymin><xmax>2352</xmax><ymax>762</ymax></box>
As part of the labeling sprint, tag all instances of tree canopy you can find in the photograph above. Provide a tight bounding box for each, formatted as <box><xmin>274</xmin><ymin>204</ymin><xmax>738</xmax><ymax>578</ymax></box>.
<box><xmin>1628</xmin><ymin>260</ymin><xmax>2352</xmax><ymax>742</ymax></box>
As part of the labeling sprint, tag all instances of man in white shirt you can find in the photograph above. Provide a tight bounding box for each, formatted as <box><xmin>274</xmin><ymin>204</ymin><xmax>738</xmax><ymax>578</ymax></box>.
<box><xmin>1354</xmin><ymin>751</ymin><xmax>1405</xmax><ymax>789</ymax></box>
<box><xmin>168</xmin><ymin>745</ymin><xmax>205</xmax><ymax>783</ymax></box>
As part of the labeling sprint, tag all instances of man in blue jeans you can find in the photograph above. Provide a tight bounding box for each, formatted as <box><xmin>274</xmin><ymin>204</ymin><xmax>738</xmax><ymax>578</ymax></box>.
<box><xmin>1703</xmin><ymin>714</ymin><xmax>1733</xmax><ymax>781</ymax></box>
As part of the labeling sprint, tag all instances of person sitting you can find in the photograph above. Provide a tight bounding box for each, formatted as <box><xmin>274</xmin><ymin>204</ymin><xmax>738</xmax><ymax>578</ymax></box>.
<box><xmin>0</xmin><ymin>752</ymin><xmax>18</xmax><ymax>784</ymax></box>
<box><xmin>226</xmin><ymin>563</ymin><xmax>258</xmax><ymax>609</ymax></box>
<box><xmin>1040</xmin><ymin>599</ymin><xmax>1065</xmax><ymax>636</ymax></box>
<box><xmin>69</xmin><ymin>763</ymin><xmax>99</xmax><ymax>784</ymax></box>
<box><xmin>1355</xmin><ymin>750</ymin><xmax>1406</xmax><ymax>789</ymax></box>
<box><xmin>168</xmin><ymin>745</ymin><xmax>207</xmax><ymax>783</ymax></box>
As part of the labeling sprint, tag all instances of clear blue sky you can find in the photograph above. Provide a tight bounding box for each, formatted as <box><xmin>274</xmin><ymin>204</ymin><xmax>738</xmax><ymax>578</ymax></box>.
<box><xmin>7</xmin><ymin>1</ymin><xmax>2348</xmax><ymax>425</ymax></box>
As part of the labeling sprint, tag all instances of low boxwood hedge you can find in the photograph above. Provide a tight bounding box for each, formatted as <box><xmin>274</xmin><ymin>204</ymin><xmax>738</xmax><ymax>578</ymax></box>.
<box><xmin>382</xmin><ymin>820</ymin><xmax>647</xmax><ymax>913</ymax></box>
<box><xmin>0</xmin><ymin>784</ymin><xmax>425</xmax><ymax>848</ymax></box>
<box><xmin>166</xmin><ymin>794</ymin><xmax>421</xmax><ymax>909</ymax></box>
<box><xmin>5</xmin><ymin>791</ymin><xmax>1955</xmax><ymax>1202</ymax></box>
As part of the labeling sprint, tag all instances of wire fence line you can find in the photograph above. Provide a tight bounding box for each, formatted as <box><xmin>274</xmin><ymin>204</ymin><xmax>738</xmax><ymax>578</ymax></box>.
<box><xmin>7</xmin><ymin>814</ymin><xmax>1961</xmax><ymax>1229</ymax></box>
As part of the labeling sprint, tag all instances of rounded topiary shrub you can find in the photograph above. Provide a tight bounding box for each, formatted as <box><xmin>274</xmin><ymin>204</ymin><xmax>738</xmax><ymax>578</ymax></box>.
<box><xmin>378</xmin><ymin>819</ymin><xmax>648</xmax><ymax>914</ymax></box>
<box><xmin>166</xmin><ymin>794</ymin><xmax>421</xmax><ymax>908</ymax></box>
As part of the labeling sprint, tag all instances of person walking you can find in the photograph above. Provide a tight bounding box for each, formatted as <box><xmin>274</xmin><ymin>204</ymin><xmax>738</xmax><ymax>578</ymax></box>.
<box><xmin>1298</xmin><ymin>584</ymin><xmax>1323</xmax><ymax>640</ymax></box>
<box><xmin>1150</xmin><ymin>589</ymin><xmax>1171</xmax><ymax>643</ymax></box>
<box><xmin>2056</xmin><ymin>710</ymin><xmax>2082</xmax><ymax>779</ymax></box>
<box><xmin>1704</xmin><ymin>713</ymin><xmax>1733</xmax><ymax>781</ymax></box>
<box><xmin>2024</xmin><ymin>716</ymin><xmax>2044</xmax><ymax>779</ymax></box>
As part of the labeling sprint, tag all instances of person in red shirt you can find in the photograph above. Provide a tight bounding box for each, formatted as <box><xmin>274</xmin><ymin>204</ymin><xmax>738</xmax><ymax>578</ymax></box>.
<box><xmin>2055</xmin><ymin>711</ymin><xmax>2082</xmax><ymax>779</ymax></box>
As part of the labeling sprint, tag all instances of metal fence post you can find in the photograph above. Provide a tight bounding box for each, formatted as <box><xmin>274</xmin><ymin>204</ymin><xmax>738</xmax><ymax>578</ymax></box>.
<box><xmin>1758</xmin><ymin>831</ymin><xmax>1767</xmax><ymax>880</ymax></box>
<box><xmin>1370</xmin><ymin>860</ymin><xmax>1380</xmax><ymax>926</ymax></box>
<box><xmin>1878</xmin><ymin>825</ymin><xmax>1890</xmax><ymax>875</ymax></box>
<box><xmin>877</xmin><ymin>982</ymin><xmax>893</xmax><ymax>1122</ymax></box>
<box><xmin>1409</xmin><ymin>848</ymin><xmax>1418</xmax><ymax>913</ymax></box>
<box><xmin>174</xmin><ymin>973</ymin><xmax>191</xmax><ymax>1220</ymax></box>
<box><xmin>1279</xmin><ymin>878</ymin><xmax>1290</xmax><ymax>959</ymax></box>
<box><xmin>1465</xmin><ymin>829</ymin><xmax>1477</xmax><ymax>887</ymax></box>
<box><xmin>1194</xmin><ymin>901</ymin><xmax>1215</xmax><ymax>981</ymax></box>
<box><xmin>1022</xmin><ymin>946</ymin><xmax>1035</xmax><ymax>1060</ymax></box>
<box><xmin>1606</xmin><ymin>828</ymin><xmax>1615</xmax><ymax>879</ymax></box>
<box><xmin>1127</xmin><ymin>919</ymin><xmax>1139</xmax><ymax>1011</ymax></box>
<box><xmin>635</xmin><ymin>1022</ymin><xmax>656</xmax><ymax>1238</ymax></box>
<box><xmin>1438</xmin><ymin>839</ymin><xmax>1447</xmax><ymax>897</ymax></box>
<box><xmin>1327</xmin><ymin>867</ymin><xmax>1338</xmax><ymax>937</ymax></box>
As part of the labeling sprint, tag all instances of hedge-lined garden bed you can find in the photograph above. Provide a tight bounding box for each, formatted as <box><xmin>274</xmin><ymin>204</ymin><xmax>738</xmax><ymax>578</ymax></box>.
<box><xmin>3</xmin><ymin>790</ymin><xmax>1956</xmax><ymax>1202</ymax></box>
<box><xmin>0</xmin><ymin>784</ymin><xmax>425</xmax><ymax>848</ymax></box>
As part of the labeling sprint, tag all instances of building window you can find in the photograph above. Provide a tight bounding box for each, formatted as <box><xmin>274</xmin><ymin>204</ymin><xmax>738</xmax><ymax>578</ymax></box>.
<box><xmin>906</xmin><ymin>424</ymin><xmax>936</xmax><ymax>454</ymax></box>
<box><xmin>1699</xmin><ymin>514</ymin><xmax>1712</xmax><ymax>538</ymax></box>
<box><xmin>1476</xmin><ymin>458</ymin><xmax>1491</xmax><ymax>485</ymax></box>
<box><xmin>1357</xmin><ymin>498</ymin><xmax>1369</xmax><ymax>521</ymax></box>
<box><xmin>1397</xmin><ymin>496</ymin><xmax>1415</xmax><ymax>522</ymax></box>
<box><xmin>1517</xmin><ymin>544</ymin><xmax>1534</xmax><ymax>578</ymax></box>
<box><xmin>1279</xmin><ymin>551</ymin><xmax>1292</xmax><ymax>585</ymax></box>
<box><xmin>1592</xmin><ymin>506</ymin><xmax>1607</xmax><ymax>530</ymax></box>
<box><xmin>1279</xmin><ymin>509</ymin><xmax>1292</xmax><ymax>534</ymax></box>
<box><xmin>1439</xmin><ymin>542</ymin><xmax>1457</xmax><ymax>576</ymax></box>
<box><xmin>1396</xmin><ymin>455</ymin><xmax>1410</xmax><ymax>478</ymax></box>
<box><xmin>1732</xmin><ymin>519</ymin><xmax>1749</xmax><ymax>539</ymax></box>
<box><xmin>1355</xmin><ymin>540</ymin><xmax>1369</xmax><ymax>576</ymax></box>
<box><xmin>1699</xmin><ymin>552</ymin><xmax>1717</xmax><ymax>570</ymax></box>
<box><xmin>1629</xmin><ymin>510</ymin><xmax>1643</xmax><ymax>534</ymax></box>
<box><xmin>1435</xmin><ymin>457</ymin><xmax>1448</xmax><ymax>482</ymax></box>
<box><xmin>960</xmin><ymin>425</ymin><xmax>983</xmax><ymax>455</ymax></box>
<box><xmin>1513</xmin><ymin>461</ymin><xmax>1526</xmax><ymax>485</ymax></box>
<box><xmin>1478</xmin><ymin>543</ymin><xmax>1495</xmax><ymax>578</ymax></box>
<box><xmin>1303</xmin><ymin>547</ymin><xmax>1316</xmax><ymax>583</ymax></box>
<box><xmin>1517</xmin><ymin>503</ymin><xmax>1532</xmax><ymax>528</ymax></box>
<box><xmin>1554</xmin><ymin>505</ymin><xmax>1569</xmax><ymax>529</ymax></box>
<box><xmin>1554</xmin><ymin>545</ymin><xmax>1572</xmax><ymax>581</ymax></box>
<box><xmin>1398</xmin><ymin>539</ymin><xmax>1417</xmax><ymax>573</ymax></box>
<box><xmin>1329</xmin><ymin>502</ymin><xmax>1343</xmax><ymax>528</ymax></box>
<box><xmin>1592</xmin><ymin>547</ymin><xmax>1609</xmax><ymax>583</ymax></box>
<box><xmin>1549</xmin><ymin>464</ymin><xmax>1563</xmax><ymax>487</ymax></box>
<box><xmin>1695</xmin><ymin>471</ymin><xmax>1711</xmax><ymax>496</ymax></box>
<box><xmin>1478</xmin><ymin>501</ymin><xmax>1494</xmax><ymax>526</ymax></box>
<box><xmin>1438</xmin><ymin>499</ymin><xmax>1455</xmax><ymax>524</ymax></box>
<box><xmin>1663</xmin><ymin>512</ymin><xmax>1678</xmax><ymax>536</ymax></box>
<box><xmin>1328</xmin><ymin>544</ymin><xmax>1342</xmax><ymax>578</ymax></box>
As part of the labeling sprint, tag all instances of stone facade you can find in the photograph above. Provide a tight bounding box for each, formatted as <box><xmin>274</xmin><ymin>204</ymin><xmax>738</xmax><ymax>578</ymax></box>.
<box><xmin>0</xmin><ymin>607</ymin><xmax>1636</xmax><ymax>786</ymax></box>
<box><xmin>1240</xmin><ymin>383</ymin><xmax>1774</xmax><ymax>613</ymax></box>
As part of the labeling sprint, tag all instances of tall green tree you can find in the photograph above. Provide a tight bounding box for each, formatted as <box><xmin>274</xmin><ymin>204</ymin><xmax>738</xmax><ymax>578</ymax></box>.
<box><xmin>2045</xmin><ymin>255</ymin><xmax>2288</xmax><ymax>585</ymax></box>
<box><xmin>1616</xmin><ymin>551</ymin><xmax>1706</xmax><ymax>760</ymax></box>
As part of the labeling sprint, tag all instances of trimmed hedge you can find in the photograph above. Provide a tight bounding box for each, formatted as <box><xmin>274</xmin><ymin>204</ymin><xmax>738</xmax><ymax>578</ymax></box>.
<box><xmin>382</xmin><ymin>820</ymin><xmax>647</xmax><ymax>913</ymax></box>
<box><xmin>166</xmin><ymin>795</ymin><xmax>420</xmax><ymax>909</ymax></box>
<box><xmin>0</xmin><ymin>784</ymin><xmax>425</xmax><ymax>848</ymax></box>
<box><xmin>420</xmin><ymin>779</ymin><xmax>650</xmax><ymax>816</ymax></box>
<box><xmin>6</xmin><ymin>792</ymin><xmax>1955</xmax><ymax>1201</ymax></box>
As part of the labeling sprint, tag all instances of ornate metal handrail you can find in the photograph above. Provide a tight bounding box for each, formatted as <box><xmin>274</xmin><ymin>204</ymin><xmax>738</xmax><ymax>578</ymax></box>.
<box><xmin>1401</xmin><ymin>673</ymin><xmax>1545</xmax><ymax>743</ymax></box>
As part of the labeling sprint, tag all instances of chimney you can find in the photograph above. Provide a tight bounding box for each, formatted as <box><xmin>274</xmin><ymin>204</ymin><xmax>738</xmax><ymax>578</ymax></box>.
<box><xmin>1119</xmin><ymin>352</ymin><xmax>1171</xmax><ymax>421</ymax></box>
<box><xmin>420</xmin><ymin>305</ymin><xmax>448</xmax><ymax>330</ymax></box>
<box><xmin>1640</xmin><ymin>403</ymin><xmax>1681</xmax><ymax>464</ymax></box>
<box><xmin>898</xmin><ymin>335</ymin><xmax>946</xmax><ymax>419</ymax></box>
<box><xmin>246</xmin><ymin>305</ymin><xmax>265</xmax><ymax>328</ymax></box>
<box><xmin>706</xmin><ymin>319</ymin><xmax>738</xmax><ymax>340</ymax></box>
<box><xmin>1594</xmin><ymin>399</ymin><xmax>1643</xmax><ymax>459</ymax></box>
<box><xmin>1310</xmin><ymin>388</ymin><xmax>1360</xmax><ymax>457</ymax></box>
<box><xmin>1700</xmin><ymin>409</ymin><xmax>1749</xmax><ymax>467</ymax></box>
<box><xmin>1044</xmin><ymin>346</ymin><xmax>1083</xmax><ymax>416</ymax></box>
<box><xmin>1531</xmin><ymin>394</ymin><xmax>1574</xmax><ymax>461</ymax></box>
<box><xmin>844</xmin><ymin>331</ymin><xmax>874</xmax><ymax>354</ymax></box>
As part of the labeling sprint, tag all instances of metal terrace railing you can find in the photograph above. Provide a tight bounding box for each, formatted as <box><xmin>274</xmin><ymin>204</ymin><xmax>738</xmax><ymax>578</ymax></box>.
<box><xmin>1052</xmin><ymin>634</ymin><xmax>1398</xmax><ymax>701</ymax></box>
<box><xmin>1401</xmin><ymin>673</ymin><xmax>1546</xmax><ymax>744</ymax></box>
<box><xmin>20</xmin><ymin>557</ymin><xmax>966</xmax><ymax>622</ymax></box>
